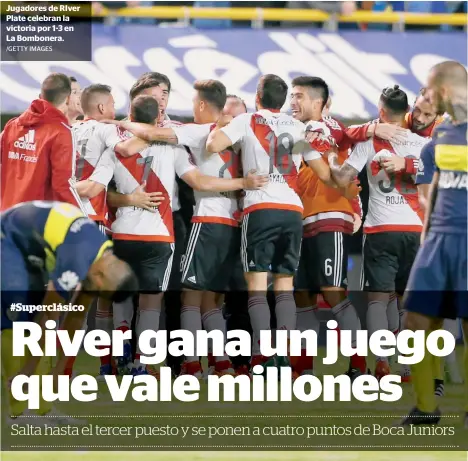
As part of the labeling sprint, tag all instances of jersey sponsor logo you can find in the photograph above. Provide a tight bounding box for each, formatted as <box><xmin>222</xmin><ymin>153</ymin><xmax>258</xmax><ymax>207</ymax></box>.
<box><xmin>8</xmin><ymin>151</ymin><xmax>37</xmax><ymax>163</ymax></box>
<box><xmin>69</xmin><ymin>217</ymin><xmax>93</xmax><ymax>233</ymax></box>
<box><xmin>438</xmin><ymin>171</ymin><xmax>467</xmax><ymax>189</ymax></box>
<box><xmin>13</xmin><ymin>130</ymin><xmax>36</xmax><ymax>151</ymax></box>
<box><xmin>57</xmin><ymin>271</ymin><xmax>80</xmax><ymax>291</ymax></box>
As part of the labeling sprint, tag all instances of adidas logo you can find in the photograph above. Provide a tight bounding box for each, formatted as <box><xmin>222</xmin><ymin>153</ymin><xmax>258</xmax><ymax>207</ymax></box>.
<box><xmin>14</xmin><ymin>130</ymin><xmax>36</xmax><ymax>151</ymax></box>
<box><xmin>365</xmin><ymin>281</ymin><xmax>370</xmax><ymax>287</ymax></box>
<box><xmin>187</xmin><ymin>276</ymin><xmax>196</xmax><ymax>283</ymax></box>
<box><xmin>249</xmin><ymin>260</ymin><xmax>255</xmax><ymax>268</ymax></box>
<box><xmin>343</xmin><ymin>278</ymin><xmax>348</xmax><ymax>285</ymax></box>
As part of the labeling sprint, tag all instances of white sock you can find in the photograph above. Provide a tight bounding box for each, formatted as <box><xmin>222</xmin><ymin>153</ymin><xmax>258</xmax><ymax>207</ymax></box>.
<box><xmin>275</xmin><ymin>292</ymin><xmax>296</xmax><ymax>331</ymax></box>
<box><xmin>248</xmin><ymin>295</ymin><xmax>270</xmax><ymax>356</ymax></box>
<box><xmin>113</xmin><ymin>298</ymin><xmax>134</xmax><ymax>333</ymax></box>
<box><xmin>331</xmin><ymin>298</ymin><xmax>361</xmax><ymax>347</ymax></box>
<box><xmin>296</xmin><ymin>305</ymin><xmax>320</xmax><ymax>348</ymax></box>
<box><xmin>202</xmin><ymin>309</ymin><xmax>228</xmax><ymax>363</ymax></box>
<box><xmin>181</xmin><ymin>305</ymin><xmax>202</xmax><ymax>362</ymax></box>
<box><xmin>367</xmin><ymin>300</ymin><xmax>389</xmax><ymax>363</ymax></box>
<box><xmin>387</xmin><ymin>293</ymin><xmax>399</xmax><ymax>334</ymax></box>
<box><xmin>136</xmin><ymin>309</ymin><xmax>161</xmax><ymax>361</ymax></box>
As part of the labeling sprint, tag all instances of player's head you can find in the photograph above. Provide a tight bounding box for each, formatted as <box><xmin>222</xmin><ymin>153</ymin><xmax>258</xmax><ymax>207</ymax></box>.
<box><xmin>85</xmin><ymin>250</ymin><xmax>139</xmax><ymax>302</ymax></box>
<box><xmin>378</xmin><ymin>85</ymin><xmax>409</xmax><ymax>124</ymax></box>
<box><xmin>291</xmin><ymin>76</ymin><xmax>329</xmax><ymax>122</ymax></box>
<box><xmin>81</xmin><ymin>84</ymin><xmax>115</xmax><ymax>120</ymax></box>
<box><xmin>192</xmin><ymin>79</ymin><xmax>227</xmax><ymax>124</ymax></box>
<box><xmin>40</xmin><ymin>73</ymin><xmax>72</xmax><ymax>113</ymax></box>
<box><xmin>223</xmin><ymin>94</ymin><xmax>247</xmax><ymax>117</ymax></box>
<box><xmin>129</xmin><ymin>95</ymin><xmax>160</xmax><ymax>125</ymax></box>
<box><xmin>411</xmin><ymin>88</ymin><xmax>440</xmax><ymax>131</ymax></box>
<box><xmin>255</xmin><ymin>74</ymin><xmax>288</xmax><ymax>111</ymax></box>
<box><xmin>129</xmin><ymin>72</ymin><xmax>171</xmax><ymax>118</ymax></box>
<box><xmin>68</xmin><ymin>76</ymin><xmax>83</xmax><ymax>121</ymax></box>
<box><xmin>426</xmin><ymin>60</ymin><xmax>467</xmax><ymax>119</ymax></box>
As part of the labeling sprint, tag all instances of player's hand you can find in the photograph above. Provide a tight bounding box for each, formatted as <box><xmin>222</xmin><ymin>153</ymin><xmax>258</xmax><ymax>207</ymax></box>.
<box><xmin>340</xmin><ymin>181</ymin><xmax>361</xmax><ymax>200</ymax></box>
<box><xmin>129</xmin><ymin>181</ymin><xmax>165</xmax><ymax>212</ymax></box>
<box><xmin>353</xmin><ymin>213</ymin><xmax>362</xmax><ymax>234</ymax></box>
<box><xmin>243</xmin><ymin>170</ymin><xmax>269</xmax><ymax>190</ymax></box>
<box><xmin>374</xmin><ymin>123</ymin><xmax>408</xmax><ymax>143</ymax></box>
<box><xmin>381</xmin><ymin>156</ymin><xmax>405</xmax><ymax>173</ymax></box>
<box><xmin>216</xmin><ymin>115</ymin><xmax>233</xmax><ymax>129</ymax></box>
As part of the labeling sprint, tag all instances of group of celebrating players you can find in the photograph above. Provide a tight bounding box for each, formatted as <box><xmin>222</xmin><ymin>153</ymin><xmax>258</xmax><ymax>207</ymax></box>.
<box><xmin>1</xmin><ymin>58</ymin><xmax>466</xmax><ymax>428</ymax></box>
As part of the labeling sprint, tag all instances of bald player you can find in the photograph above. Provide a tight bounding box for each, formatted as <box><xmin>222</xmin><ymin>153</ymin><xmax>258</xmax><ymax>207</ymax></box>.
<box><xmin>401</xmin><ymin>61</ymin><xmax>467</xmax><ymax>426</ymax></box>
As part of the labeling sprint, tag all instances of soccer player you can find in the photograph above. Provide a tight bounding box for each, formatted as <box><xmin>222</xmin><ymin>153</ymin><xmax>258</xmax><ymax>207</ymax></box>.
<box><xmin>102</xmin><ymin>80</ymin><xmax>243</xmax><ymax>377</ymax></box>
<box><xmin>328</xmin><ymin>86</ymin><xmax>431</xmax><ymax>380</ymax></box>
<box><xmin>401</xmin><ymin>61</ymin><xmax>467</xmax><ymax>425</ymax></box>
<box><xmin>224</xmin><ymin>94</ymin><xmax>248</xmax><ymax>117</ymax></box>
<box><xmin>1</xmin><ymin>73</ymin><xmax>77</xmax><ymax>209</ymax></box>
<box><xmin>206</xmin><ymin>74</ymin><xmax>331</xmax><ymax>368</ymax></box>
<box><xmin>77</xmin><ymin>95</ymin><xmax>267</xmax><ymax>375</ymax></box>
<box><xmin>68</xmin><ymin>76</ymin><xmax>84</xmax><ymax>125</ymax></box>
<box><xmin>1</xmin><ymin>200</ymin><xmax>137</xmax><ymax>425</ymax></box>
<box><xmin>290</xmin><ymin>76</ymin><xmax>365</xmax><ymax>378</ymax></box>
<box><xmin>72</xmin><ymin>83</ymin><xmax>161</xmax><ymax>379</ymax></box>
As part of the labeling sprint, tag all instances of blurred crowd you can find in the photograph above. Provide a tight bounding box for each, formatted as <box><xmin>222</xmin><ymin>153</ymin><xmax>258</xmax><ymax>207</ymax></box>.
<box><xmin>92</xmin><ymin>1</ymin><xmax>467</xmax><ymax>30</ymax></box>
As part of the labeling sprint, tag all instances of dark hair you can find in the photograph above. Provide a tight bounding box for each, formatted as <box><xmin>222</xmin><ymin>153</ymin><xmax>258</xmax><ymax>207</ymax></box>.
<box><xmin>257</xmin><ymin>74</ymin><xmax>288</xmax><ymax>110</ymax></box>
<box><xmin>291</xmin><ymin>76</ymin><xmax>329</xmax><ymax>110</ymax></box>
<box><xmin>112</xmin><ymin>268</ymin><xmax>139</xmax><ymax>303</ymax></box>
<box><xmin>380</xmin><ymin>85</ymin><xmax>408</xmax><ymax>115</ymax></box>
<box><xmin>227</xmin><ymin>94</ymin><xmax>247</xmax><ymax>112</ymax></box>
<box><xmin>69</xmin><ymin>76</ymin><xmax>77</xmax><ymax>83</ymax></box>
<box><xmin>80</xmin><ymin>84</ymin><xmax>111</xmax><ymax>114</ymax></box>
<box><xmin>193</xmin><ymin>79</ymin><xmax>227</xmax><ymax>111</ymax></box>
<box><xmin>40</xmin><ymin>73</ymin><xmax>72</xmax><ymax>106</ymax></box>
<box><xmin>130</xmin><ymin>95</ymin><xmax>159</xmax><ymax>124</ymax></box>
<box><xmin>129</xmin><ymin>72</ymin><xmax>171</xmax><ymax>100</ymax></box>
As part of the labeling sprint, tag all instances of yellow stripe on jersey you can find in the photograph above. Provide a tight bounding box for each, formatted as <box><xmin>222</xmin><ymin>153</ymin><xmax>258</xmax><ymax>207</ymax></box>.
<box><xmin>43</xmin><ymin>203</ymin><xmax>84</xmax><ymax>272</ymax></box>
<box><xmin>435</xmin><ymin>144</ymin><xmax>468</xmax><ymax>172</ymax></box>
<box><xmin>94</xmin><ymin>240</ymin><xmax>114</xmax><ymax>263</ymax></box>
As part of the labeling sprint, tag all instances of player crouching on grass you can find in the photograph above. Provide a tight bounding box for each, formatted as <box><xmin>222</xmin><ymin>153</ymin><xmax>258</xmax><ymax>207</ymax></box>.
<box><xmin>1</xmin><ymin>201</ymin><xmax>138</xmax><ymax>427</ymax></box>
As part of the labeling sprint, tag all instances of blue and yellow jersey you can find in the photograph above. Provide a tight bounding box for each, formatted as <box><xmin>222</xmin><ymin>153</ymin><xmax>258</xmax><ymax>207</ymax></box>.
<box><xmin>416</xmin><ymin>120</ymin><xmax>467</xmax><ymax>234</ymax></box>
<box><xmin>1</xmin><ymin>201</ymin><xmax>113</xmax><ymax>299</ymax></box>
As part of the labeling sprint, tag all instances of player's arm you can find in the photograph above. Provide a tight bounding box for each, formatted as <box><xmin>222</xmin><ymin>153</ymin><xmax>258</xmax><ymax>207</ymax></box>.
<box><xmin>182</xmin><ymin>168</ymin><xmax>268</xmax><ymax>193</ymax></box>
<box><xmin>421</xmin><ymin>170</ymin><xmax>439</xmax><ymax>244</ymax></box>
<box><xmin>49</xmin><ymin>127</ymin><xmax>77</xmax><ymax>205</ymax></box>
<box><xmin>103</xmin><ymin>119</ymin><xmax>178</xmax><ymax>145</ymax></box>
<box><xmin>414</xmin><ymin>140</ymin><xmax>436</xmax><ymax>212</ymax></box>
<box><xmin>107</xmin><ymin>183</ymin><xmax>164</xmax><ymax>213</ymax></box>
<box><xmin>99</xmin><ymin>123</ymin><xmax>149</xmax><ymax>158</ymax></box>
<box><xmin>206</xmin><ymin>113</ymin><xmax>248</xmax><ymax>153</ymax></box>
<box><xmin>346</xmin><ymin>120</ymin><xmax>408</xmax><ymax>143</ymax></box>
<box><xmin>329</xmin><ymin>140</ymin><xmax>369</xmax><ymax>187</ymax></box>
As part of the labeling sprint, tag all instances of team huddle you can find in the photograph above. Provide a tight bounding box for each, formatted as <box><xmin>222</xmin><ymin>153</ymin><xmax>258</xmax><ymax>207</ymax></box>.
<box><xmin>1</xmin><ymin>59</ymin><xmax>466</xmax><ymax>427</ymax></box>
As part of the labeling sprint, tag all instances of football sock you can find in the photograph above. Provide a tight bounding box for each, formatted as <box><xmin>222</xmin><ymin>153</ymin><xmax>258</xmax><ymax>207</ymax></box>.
<box><xmin>275</xmin><ymin>292</ymin><xmax>296</xmax><ymax>331</ymax></box>
<box><xmin>248</xmin><ymin>295</ymin><xmax>270</xmax><ymax>356</ymax></box>
<box><xmin>295</xmin><ymin>305</ymin><xmax>319</xmax><ymax>373</ymax></box>
<box><xmin>367</xmin><ymin>300</ymin><xmax>388</xmax><ymax>363</ymax></box>
<box><xmin>331</xmin><ymin>297</ymin><xmax>361</xmax><ymax>347</ymax></box>
<box><xmin>136</xmin><ymin>309</ymin><xmax>161</xmax><ymax>363</ymax></box>
<box><xmin>202</xmin><ymin>308</ymin><xmax>228</xmax><ymax>362</ymax></box>
<box><xmin>387</xmin><ymin>293</ymin><xmax>399</xmax><ymax>333</ymax></box>
<box><xmin>443</xmin><ymin>318</ymin><xmax>459</xmax><ymax>365</ymax></box>
<box><xmin>410</xmin><ymin>332</ymin><xmax>437</xmax><ymax>413</ymax></box>
<box><xmin>181</xmin><ymin>305</ymin><xmax>202</xmax><ymax>362</ymax></box>
<box><xmin>96</xmin><ymin>309</ymin><xmax>113</xmax><ymax>368</ymax></box>
<box><xmin>113</xmin><ymin>297</ymin><xmax>134</xmax><ymax>333</ymax></box>
<box><xmin>433</xmin><ymin>335</ymin><xmax>445</xmax><ymax>381</ymax></box>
